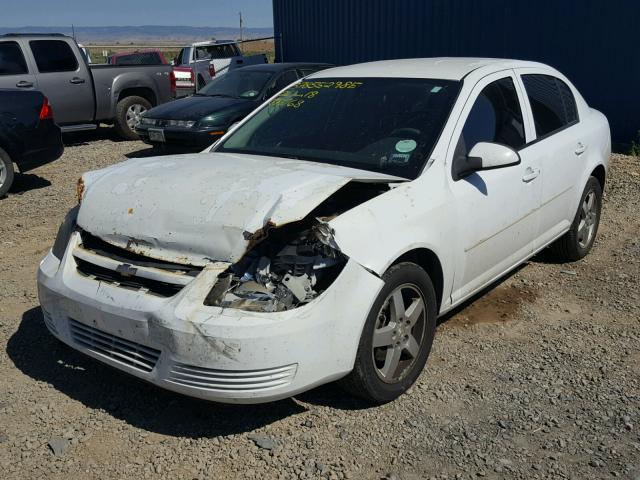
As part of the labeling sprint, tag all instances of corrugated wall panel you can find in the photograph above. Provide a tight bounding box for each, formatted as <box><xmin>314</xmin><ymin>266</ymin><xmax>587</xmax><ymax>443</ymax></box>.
<box><xmin>273</xmin><ymin>0</ymin><xmax>639</xmax><ymax>144</ymax></box>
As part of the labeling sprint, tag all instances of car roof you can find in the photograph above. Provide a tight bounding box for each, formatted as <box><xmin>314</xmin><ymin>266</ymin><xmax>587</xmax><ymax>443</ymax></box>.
<box><xmin>238</xmin><ymin>62</ymin><xmax>333</xmax><ymax>73</ymax></box>
<box><xmin>310</xmin><ymin>57</ymin><xmax>548</xmax><ymax>81</ymax></box>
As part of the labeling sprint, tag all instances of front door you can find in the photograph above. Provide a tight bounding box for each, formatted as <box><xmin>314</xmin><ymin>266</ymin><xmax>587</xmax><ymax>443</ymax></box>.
<box><xmin>448</xmin><ymin>71</ymin><xmax>541</xmax><ymax>304</ymax></box>
<box><xmin>26</xmin><ymin>39</ymin><xmax>94</xmax><ymax>125</ymax></box>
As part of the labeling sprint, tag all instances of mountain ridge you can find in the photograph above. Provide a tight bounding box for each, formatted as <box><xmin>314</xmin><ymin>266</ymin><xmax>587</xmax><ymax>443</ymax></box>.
<box><xmin>0</xmin><ymin>25</ymin><xmax>274</xmax><ymax>43</ymax></box>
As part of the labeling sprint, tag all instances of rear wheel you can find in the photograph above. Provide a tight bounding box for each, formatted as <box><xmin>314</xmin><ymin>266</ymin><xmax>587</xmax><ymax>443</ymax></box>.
<box><xmin>114</xmin><ymin>96</ymin><xmax>151</xmax><ymax>140</ymax></box>
<box><xmin>550</xmin><ymin>176</ymin><xmax>602</xmax><ymax>261</ymax></box>
<box><xmin>340</xmin><ymin>262</ymin><xmax>437</xmax><ymax>404</ymax></box>
<box><xmin>0</xmin><ymin>147</ymin><xmax>15</xmax><ymax>197</ymax></box>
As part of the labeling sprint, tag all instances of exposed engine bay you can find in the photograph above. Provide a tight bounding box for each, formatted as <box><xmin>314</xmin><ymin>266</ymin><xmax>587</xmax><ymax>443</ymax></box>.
<box><xmin>204</xmin><ymin>181</ymin><xmax>390</xmax><ymax>311</ymax></box>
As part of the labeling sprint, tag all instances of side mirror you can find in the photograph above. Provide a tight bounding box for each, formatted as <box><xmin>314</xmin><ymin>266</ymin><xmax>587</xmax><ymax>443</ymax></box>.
<box><xmin>453</xmin><ymin>142</ymin><xmax>520</xmax><ymax>180</ymax></box>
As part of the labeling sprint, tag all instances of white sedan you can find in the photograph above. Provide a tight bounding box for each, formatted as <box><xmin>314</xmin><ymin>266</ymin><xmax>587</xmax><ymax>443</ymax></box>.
<box><xmin>38</xmin><ymin>58</ymin><xmax>610</xmax><ymax>404</ymax></box>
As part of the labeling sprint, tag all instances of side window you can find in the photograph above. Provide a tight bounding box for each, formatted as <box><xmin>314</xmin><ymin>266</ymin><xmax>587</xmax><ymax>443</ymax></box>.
<box><xmin>522</xmin><ymin>74</ymin><xmax>578</xmax><ymax>138</ymax></box>
<box><xmin>0</xmin><ymin>41</ymin><xmax>28</xmax><ymax>75</ymax></box>
<box><xmin>556</xmin><ymin>78</ymin><xmax>578</xmax><ymax>124</ymax></box>
<box><xmin>265</xmin><ymin>70</ymin><xmax>300</xmax><ymax>98</ymax></box>
<box><xmin>274</xmin><ymin>70</ymin><xmax>299</xmax><ymax>90</ymax></box>
<box><xmin>457</xmin><ymin>76</ymin><xmax>526</xmax><ymax>158</ymax></box>
<box><xmin>29</xmin><ymin>40</ymin><xmax>78</xmax><ymax>73</ymax></box>
<box><xmin>299</xmin><ymin>68</ymin><xmax>319</xmax><ymax>77</ymax></box>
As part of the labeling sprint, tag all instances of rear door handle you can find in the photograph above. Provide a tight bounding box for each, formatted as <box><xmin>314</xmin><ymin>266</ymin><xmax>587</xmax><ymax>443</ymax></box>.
<box><xmin>70</xmin><ymin>77</ymin><xmax>86</xmax><ymax>84</ymax></box>
<box><xmin>522</xmin><ymin>167</ymin><xmax>540</xmax><ymax>183</ymax></box>
<box><xmin>575</xmin><ymin>142</ymin><xmax>587</xmax><ymax>156</ymax></box>
<box><xmin>15</xmin><ymin>80</ymin><xmax>34</xmax><ymax>88</ymax></box>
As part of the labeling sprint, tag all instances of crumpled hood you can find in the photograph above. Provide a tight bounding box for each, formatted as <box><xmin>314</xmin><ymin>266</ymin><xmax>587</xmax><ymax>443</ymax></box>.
<box><xmin>78</xmin><ymin>152</ymin><xmax>402</xmax><ymax>266</ymax></box>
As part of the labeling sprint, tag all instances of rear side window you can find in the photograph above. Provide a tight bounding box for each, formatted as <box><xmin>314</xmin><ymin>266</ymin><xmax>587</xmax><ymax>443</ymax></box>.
<box><xmin>457</xmin><ymin>76</ymin><xmax>526</xmax><ymax>155</ymax></box>
<box><xmin>273</xmin><ymin>70</ymin><xmax>300</xmax><ymax>90</ymax></box>
<box><xmin>30</xmin><ymin>40</ymin><xmax>78</xmax><ymax>73</ymax></box>
<box><xmin>522</xmin><ymin>74</ymin><xmax>579</xmax><ymax>138</ymax></box>
<box><xmin>114</xmin><ymin>52</ymin><xmax>163</xmax><ymax>65</ymax></box>
<box><xmin>0</xmin><ymin>41</ymin><xmax>28</xmax><ymax>75</ymax></box>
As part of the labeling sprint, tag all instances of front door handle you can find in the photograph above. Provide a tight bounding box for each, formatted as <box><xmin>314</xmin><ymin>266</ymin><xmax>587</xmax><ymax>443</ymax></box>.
<box><xmin>70</xmin><ymin>77</ymin><xmax>86</xmax><ymax>84</ymax></box>
<box><xmin>522</xmin><ymin>167</ymin><xmax>540</xmax><ymax>183</ymax></box>
<box><xmin>575</xmin><ymin>142</ymin><xmax>587</xmax><ymax>156</ymax></box>
<box><xmin>16</xmin><ymin>80</ymin><xmax>34</xmax><ymax>88</ymax></box>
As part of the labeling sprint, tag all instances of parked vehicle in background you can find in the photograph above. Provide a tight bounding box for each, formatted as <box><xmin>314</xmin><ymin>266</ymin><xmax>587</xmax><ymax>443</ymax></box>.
<box><xmin>173</xmin><ymin>39</ymin><xmax>267</xmax><ymax>97</ymax></box>
<box><xmin>0</xmin><ymin>34</ymin><xmax>175</xmax><ymax>139</ymax></box>
<box><xmin>0</xmin><ymin>89</ymin><xmax>63</xmax><ymax>196</ymax></box>
<box><xmin>38</xmin><ymin>58</ymin><xmax>610</xmax><ymax>404</ymax></box>
<box><xmin>137</xmin><ymin>63</ymin><xmax>331</xmax><ymax>151</ymax></box>
<box><xmin>107</xmin><ymin>49</ymin><xmax>168</xmax><ymax>66</ymax></box>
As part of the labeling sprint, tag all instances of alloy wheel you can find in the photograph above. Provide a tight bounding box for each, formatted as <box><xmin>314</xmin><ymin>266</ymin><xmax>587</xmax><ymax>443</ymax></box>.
<box><xmin>372</xmin><ymin>283</ymin><xmax>426</xmax><ymax>383</ymax></box>
<box><xmin>577</xmin><ymin>190</ymin><xmax>598</xmax><ymax>248</ymax></box>
<box><xmin>126</xmin><ymin>104</ymin><xmax>147</xmax><ymax>129</ymax></box>
<box><xmin>0</xmin><ymin>161</ymin><xmax>6</xmax><ymax>188</ymax></box>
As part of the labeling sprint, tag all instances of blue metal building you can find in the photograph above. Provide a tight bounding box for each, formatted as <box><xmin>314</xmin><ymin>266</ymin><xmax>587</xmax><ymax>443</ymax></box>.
<box><xmin>273</xmin><ymin>0</ymin><xmax>639</xmax><ymax>146</ymax></box>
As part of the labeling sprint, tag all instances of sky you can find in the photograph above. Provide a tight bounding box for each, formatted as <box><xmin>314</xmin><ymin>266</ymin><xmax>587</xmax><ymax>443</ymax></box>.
<box><xmin>0</xmin><ymin>0</ymin><xmax>273</xmax><ymax>27</ymax></box>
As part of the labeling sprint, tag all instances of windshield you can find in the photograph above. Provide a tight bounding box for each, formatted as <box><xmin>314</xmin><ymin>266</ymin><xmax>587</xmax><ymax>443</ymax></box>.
<box><xmin>216</xmin><ymin>77</ymin><xmax>461</xmax><ymax>179</ymax></box>
<box><xmin>198</xmin><ymin>71</ymin><xmax>273</xmax><ymax>99</ymax></box>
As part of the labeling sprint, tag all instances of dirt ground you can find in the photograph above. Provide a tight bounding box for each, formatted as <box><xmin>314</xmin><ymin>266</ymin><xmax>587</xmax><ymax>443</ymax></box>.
<box><xmin>0</xmin><ymin>129</ymin><xmax>638</xmax><ymax>480</ymax></box>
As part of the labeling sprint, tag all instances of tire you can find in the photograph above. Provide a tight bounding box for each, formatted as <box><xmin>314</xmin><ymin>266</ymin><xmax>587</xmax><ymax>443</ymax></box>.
<box><xmin>0</xmin><ymin>147</ymin><xmax>15</xmax><ymax>198</ymax></box>
<box><xmin>197</xmin><ymin>75</ymin><xmax>206</xmax><ymax>90</ymax></box>
<box><xmin>550</xmin><ymin>176</ymin><xmax>603</xmax><ymax>261</ymax></box>
<box><xmin>340</xmin><ymin>262</ymin><xmax>437</xmax><ymax>404</ymax></box>
<box><xmin>113</xmin><ymin>96</ymin><xmax>152</xmax><ymax>140</ymax></box>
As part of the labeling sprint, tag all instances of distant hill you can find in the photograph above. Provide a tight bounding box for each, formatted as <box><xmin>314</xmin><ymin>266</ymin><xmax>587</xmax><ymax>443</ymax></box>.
<box><xmin>0</xmin><ymin>25</ymin><xmax>274</xmax><ymax>44</ymax></box>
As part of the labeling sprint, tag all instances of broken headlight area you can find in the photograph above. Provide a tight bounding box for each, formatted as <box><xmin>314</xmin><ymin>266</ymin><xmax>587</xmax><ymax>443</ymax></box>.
<box><xmin>204</xmin><ymin>221</ymin><xmax>347</xmax><ymax>312</ymax></box>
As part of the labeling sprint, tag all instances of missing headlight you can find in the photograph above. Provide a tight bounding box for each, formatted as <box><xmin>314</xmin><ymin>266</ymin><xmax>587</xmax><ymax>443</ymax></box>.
<box><xmin>204</xmin><ymin>220</ymin><xmax>347</xmax><ymax>312</ymax></box>
<box><xmin>51</xmin><ymin>206</ymin><xmax>79</xmax><ymax>260</ymax></box>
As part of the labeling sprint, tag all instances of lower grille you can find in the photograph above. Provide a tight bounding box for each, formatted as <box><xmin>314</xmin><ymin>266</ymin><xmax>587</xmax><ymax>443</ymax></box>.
<box><xmin>69</xmin><ymin>319</ymin><xmax>161</xmax><ymax>373</ymax></box>
<box><xmin>42</xmin><ymin>310</ymin><xmax>58</xmax><ymax>335</ymax></box>
<box><xmin>167</xmin><ymin>363</ymin><xmax>297</xmax><ymax>392</ymax></box>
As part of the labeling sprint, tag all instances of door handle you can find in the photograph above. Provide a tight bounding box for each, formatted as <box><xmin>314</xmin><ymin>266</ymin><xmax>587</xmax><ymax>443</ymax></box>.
<box><xmin>522</xmin><ymin>167</ymin><xmax>540</xmax><ymax>183</ymax></box>
<box><xmin>575</xmin><ymin>142</ymin><xmax>587</xmax><ymax>156</ymax></box>
<box><xmin>15</xmin><ymin>80</ymin><xmax>34</xmax><ymax>88</ymax></box>
<box><xmin>70</xmin><ymin>77</ymin><xmax>86</xmax><ymax>84</ymax></box>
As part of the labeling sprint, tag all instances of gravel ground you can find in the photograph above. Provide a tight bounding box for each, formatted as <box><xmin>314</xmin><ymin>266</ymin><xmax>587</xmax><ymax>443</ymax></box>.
<box><xmin>0</xmin><ymin>129</ymin><xmax>639</xmax><ymax>480</ymax></box>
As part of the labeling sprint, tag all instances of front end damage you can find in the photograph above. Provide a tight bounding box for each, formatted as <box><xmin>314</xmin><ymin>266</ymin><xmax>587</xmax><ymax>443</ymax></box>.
<box><xmin>202</xmin><ymin>180</ymin><xmax>390</xmax><ymax>312</ymax></box>
<box><xmin>38</xmin><ymin>167</ymin><xmax>396</xmax><ymax>402</ymax></box>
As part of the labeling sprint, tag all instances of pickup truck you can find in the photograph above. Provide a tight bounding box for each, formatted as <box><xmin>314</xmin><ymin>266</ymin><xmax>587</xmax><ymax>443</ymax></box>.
<box><xmin>0</xmin><ymin>89</ymin><xmax>64</xmax><ymax>197</ymax></box>
<box><xmin>172</xmin><ymin>40</ymin><xmax>267</xmax><ymax>97</ymax></box>
<box><xmin>0</xmin><ymin>34</ymin><xmax>175</xmax><ymax>139</ymax></box>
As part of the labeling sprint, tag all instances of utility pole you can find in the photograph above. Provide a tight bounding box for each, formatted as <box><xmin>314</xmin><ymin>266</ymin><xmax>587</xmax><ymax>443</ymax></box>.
<box><xmin>71</xmin><ymin>24</ymin><xmax>76</xmax><ymax>41</ymax></box>
<box><xmin>239</xmin><ymin>12</ymin><xmax>244</xmax><ymax>42</ymax></box>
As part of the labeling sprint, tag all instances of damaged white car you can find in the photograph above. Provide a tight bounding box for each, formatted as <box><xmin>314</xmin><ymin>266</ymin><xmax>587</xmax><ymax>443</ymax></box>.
<box><xmin>38</xmin><ymin>58</ymin><xmax>610</xmax><ymax>404</ymax></box>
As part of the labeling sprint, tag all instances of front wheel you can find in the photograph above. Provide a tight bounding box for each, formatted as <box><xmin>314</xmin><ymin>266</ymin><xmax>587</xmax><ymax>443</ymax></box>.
<box><xmin>0</xmin><ymin>147</ymin><xmax>15</xmax><ymax>198</ymax></box>
<box><xmin>340</xmin><ymin>262</ymin><xmax>437</xmax><ymax>404</ymax></box>
<box><xmin>114</xmin><ymin>96</ymin><xmax>152</xmax><ymax>140</ymax></box>
<box><xmin>550</xmin><ymin>176</ymin><xmax>603</xmax><ymax>261</ymax></box>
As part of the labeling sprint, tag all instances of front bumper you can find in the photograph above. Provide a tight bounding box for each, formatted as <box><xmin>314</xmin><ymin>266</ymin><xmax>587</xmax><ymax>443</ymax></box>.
<box><xmin>37</xmin><ymin>235</ymin><xmax>383</xmax><ymax>403</ymax></box>
<box><xmin>136</xmin><ymin>124</ymin><xmax>224</xmax><ymax>150</ymax></box>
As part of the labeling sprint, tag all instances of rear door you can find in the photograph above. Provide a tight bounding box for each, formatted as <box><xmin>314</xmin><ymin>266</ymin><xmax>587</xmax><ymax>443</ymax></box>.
<box><xmin>515</xmin><ymin>70</ymin><xmax>583</xmax><ymax>248</ymax></box>
<box><xmin>27</xmin><ymin>39</ymin><xmax>94</xmax><ymax>124</ymax></box>
<box><xmin>0</xmin><ymin>39</ymin><xmax>37</xmax><ymax>90</ymax></box>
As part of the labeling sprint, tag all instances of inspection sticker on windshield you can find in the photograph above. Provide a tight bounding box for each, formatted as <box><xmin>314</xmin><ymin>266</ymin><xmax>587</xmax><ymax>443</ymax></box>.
<box><xmin>389</xmin><ymin>153</ymin><xmax>411</xmax><ymax>165</ymax></box>
<box><xmin>395</xmin><ymin>139</ymin><xmax>417</xmax><ymax>153</ymax></box>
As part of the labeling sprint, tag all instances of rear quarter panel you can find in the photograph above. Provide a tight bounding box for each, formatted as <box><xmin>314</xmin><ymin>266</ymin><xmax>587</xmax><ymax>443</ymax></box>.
<box><xmin>90</xmin><ymin>65</ymin><xmax>174</xmax><ymax>120</ymax></box>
